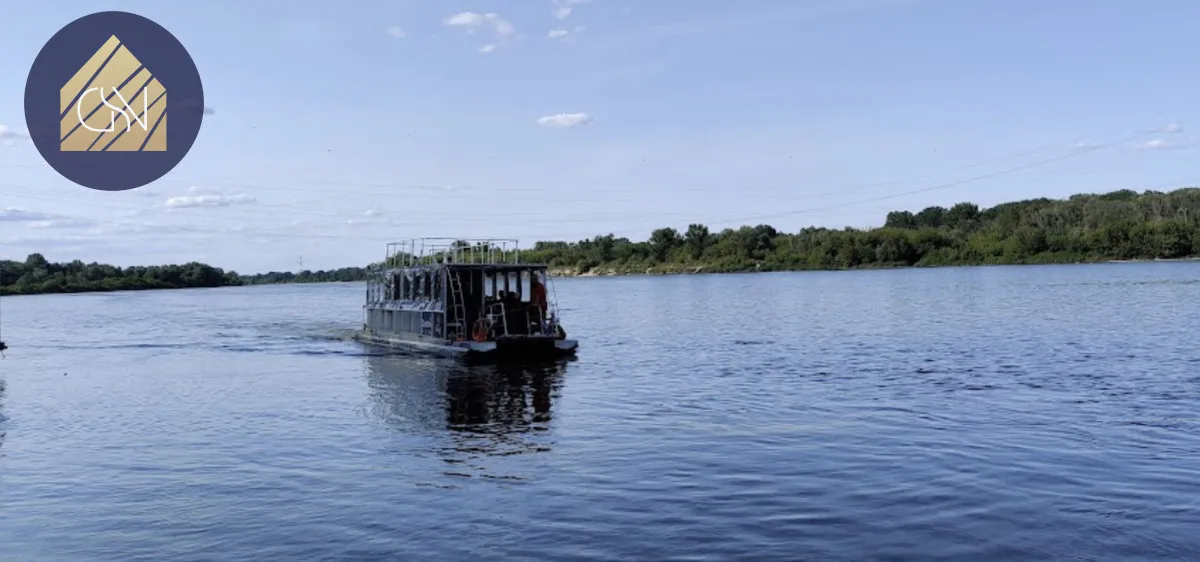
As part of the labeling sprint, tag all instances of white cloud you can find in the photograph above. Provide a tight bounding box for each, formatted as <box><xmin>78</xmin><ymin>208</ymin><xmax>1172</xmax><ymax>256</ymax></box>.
<box><xmin>1134</xmin><ymin>138</ymin><xmax>1186</xmax><ymax>150</ymax></box>
<box><xmin>165</xmin><ymin>186</ymin><xmax>256</xmax><ymax>209</ymax></box>
<box><xmin>537</xmin><ymin>112</ymin><xmax>592</xmax><ymax>128</ymax></box>
<box><xmin>387</xmin><ymin>26</ymin><xmax>406</xmax><ymax>39</ymax></box>
<box><xmin>444</xmin><ymin>11</ymin><xmax>515</xmax><ymax>52</ymax></box>
<box><xmin>166</xmin><ymin>194</ymin><xmax>255</xmax><ymax>208</ymax></box>
<box><xmin>444</xmin><ymin>12</ymin><xmax>514</xmax><ymax>36</ymax></box>
<box><xmin>548</xmin><ymin>26</ymin><xmax>584</xmax><ymax>42</ymax></box>
<box><xmin>493</xmin><ymin>20</ymin><xmax>515</xmax><ymax>37</ymax></box>
<box><xmin>0</xmin><ymin>124</ymin><xmax>29</xmax><ymax>146</ymax></box>
<box><xmin>0</xmin><ymin>207</ymin><xmax>98</xmax><ymax>229</ymax></box>
<box><xmin>27</xmin><ymin>216</ymin><xmax>98</xmax><ymax>229</ymax></box>
<box><xmin>407</xmin><ymin>184</ymin><xmax>459</xmax><ymax>192</ymax></box>
<box><xmin>445</xmin><ymin>12</ymin><xmax>484</xmax><ymax>28</ymax></box>
<box><xmin>1162</xmin><ymin>123</ymin><xmax>1183</xmax><ymax>133</ymax></box>
<box><xmin>1</xmin><ymin>208</ymin><xmax>56</xmax><ymax>222</ymax></box>
<box><xmin>552</xmin><ymin>0</ymin><xmax>591</xmax><ymax>19</ymax></box>
<box><xmin>0</xmin><ymin>124</ymin><xmax>26</xmax><ymax>139</ymax></box>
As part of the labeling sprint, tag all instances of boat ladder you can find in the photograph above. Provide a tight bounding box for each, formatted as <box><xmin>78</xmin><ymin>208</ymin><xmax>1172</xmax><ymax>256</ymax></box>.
<box><xmin>486</xmin><ymin>302</ymin><xmax>508</xmax><ymax>337</ymax></box>
<box><xmin>447</xmin><ymin>271</ymin><xmax>468</xmax><ymax>340</ymax></box>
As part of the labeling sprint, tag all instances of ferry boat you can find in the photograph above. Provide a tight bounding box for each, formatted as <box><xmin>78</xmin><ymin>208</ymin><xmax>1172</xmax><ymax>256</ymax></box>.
<box><xmin>353</xmin><ymin>238</ymin><xmax>578</xmax><ymax>361</ymax></box>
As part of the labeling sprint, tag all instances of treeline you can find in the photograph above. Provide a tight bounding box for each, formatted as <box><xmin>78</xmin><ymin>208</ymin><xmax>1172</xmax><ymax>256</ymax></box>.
<box><xmin>521</xmin><ymin>187</ymin><xmax>1200</xmax><ymax>274</ymax></box>
<box><xmin>0</xmin><ymin>254</ymin><xmax>371</xmax><ymax>295</ymax></box>
<box><xmin>239</xmin><ymin>267</ymin><xmax>369</xmax><ymax>285</ymax></box>
<box><xmin>4</xmin><ymin>188</ymin><xmax>1200</xmax><ymax>295</ymax></box>
<box><xmin>0</xmin><ymin>253</ymin><xmax>240</xmax><ymax>295</ymax></box>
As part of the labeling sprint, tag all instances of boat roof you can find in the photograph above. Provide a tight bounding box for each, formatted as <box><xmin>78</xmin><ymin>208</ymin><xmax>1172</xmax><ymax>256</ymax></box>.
<box><xmin>377</xmin><ymin>262</ymin><xmax>549</xmax><ymax>272</ymax></box>
<box><xmin>380</xmin><ymin>238</ymin><xmax>544</xmax><ymax>270</ymax></box>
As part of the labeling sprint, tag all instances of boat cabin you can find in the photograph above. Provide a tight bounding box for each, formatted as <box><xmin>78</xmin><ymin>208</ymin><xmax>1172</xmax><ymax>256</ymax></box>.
<box><xmin>360</xmin><ymin>238</ymin><xmax>573</xmax><ymax>358</ymax></box>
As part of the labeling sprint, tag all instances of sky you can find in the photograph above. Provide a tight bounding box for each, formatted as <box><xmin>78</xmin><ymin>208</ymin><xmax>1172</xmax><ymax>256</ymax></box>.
<box><xmin>1</xmin><ymin>0</ymin><xmax>1199</xmax><ymax>273</ymax></box>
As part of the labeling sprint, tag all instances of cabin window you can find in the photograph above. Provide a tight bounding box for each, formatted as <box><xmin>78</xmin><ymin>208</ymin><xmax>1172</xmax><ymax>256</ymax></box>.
<box><xmin>508</xmin><ymin>272</ymin><xmax>519</xmax><ymax>298</ymax></box>
<box><xmin>484</xmin><ymin>272</ymin><xmax>495</xmax><ymax>297</ymax></box>
<box><xmin>520</xmin><ymin>270</ymin><xmax>531</xmax><ymax>302</ymax></box>
<box><xmin>417</xmin><ymin>273</ymin><xmax>425</xmax><ymax>300</ymax></box>
<box><xmin>395</xmin><ymin>274</ymin><xmax>404</xmax><ymax>300</ymax></box>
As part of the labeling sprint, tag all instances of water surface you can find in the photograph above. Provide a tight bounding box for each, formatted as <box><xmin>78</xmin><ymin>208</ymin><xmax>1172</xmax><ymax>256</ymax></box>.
<box><xmin>1</xmin><ymin>263</ymin><xmax>1198</xmax><ymax>560</ymax></box>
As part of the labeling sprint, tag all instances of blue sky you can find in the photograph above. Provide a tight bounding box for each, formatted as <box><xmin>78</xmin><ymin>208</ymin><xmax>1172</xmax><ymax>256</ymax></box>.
<box><xmin>1</xmin><ymin>0</ymin><xmax>1198</xmax><ymax>272</ymax></box>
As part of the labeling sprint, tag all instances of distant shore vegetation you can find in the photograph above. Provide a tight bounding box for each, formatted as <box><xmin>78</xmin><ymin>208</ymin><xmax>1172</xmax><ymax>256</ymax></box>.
<box><xmin>527</xmin><ymin>187</ymin><xmax>1200</xmax><ymax>275</ymax></box>
<box><xmin>0</xmin><ymin>255</ymin><xmax>242</xmax><ymax>296</ymax></box>
<box><xmin>3</xmin><ymin>188</ymin><xmax>1199</xmax><ymax>295</ymax></box>
<box><xmin>0</xmin><ymin>256</ymin><xmax>368</xmax><ymax>296</ymax></box>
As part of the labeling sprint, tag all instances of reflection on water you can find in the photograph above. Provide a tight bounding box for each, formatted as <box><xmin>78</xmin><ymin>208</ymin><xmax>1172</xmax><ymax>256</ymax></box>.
<box><xmin>445</xmin><ymin>362</ymin><xmax>561</xmax><ymax>430</ymax></box>
<box><xmin>362</xmin><ymin>353</ymin><xmax>570</xmax><ymax>481</ymax></box>
<box><xmin>0</xmin><ymin>377</ymin><xmax>6</xmax><ymax>455</ymax></box>
<box><xmin>4</xmin><ymin>268</ymin><xmax>1200</xmax><ymax>559</ymax></box>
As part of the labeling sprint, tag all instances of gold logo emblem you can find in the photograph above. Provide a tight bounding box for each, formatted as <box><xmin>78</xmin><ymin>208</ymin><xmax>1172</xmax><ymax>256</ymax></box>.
<box><xmin>59</xmin><ymin>35</ymin><xmax>166</xmax><ymax>152</ymax></box>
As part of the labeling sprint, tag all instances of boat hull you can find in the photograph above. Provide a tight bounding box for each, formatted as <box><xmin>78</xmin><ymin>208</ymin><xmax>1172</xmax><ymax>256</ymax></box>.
<box><xmin>352</xmin><ymin>329</ymin><xmax>578</xmax><ymax>362</ymax></box>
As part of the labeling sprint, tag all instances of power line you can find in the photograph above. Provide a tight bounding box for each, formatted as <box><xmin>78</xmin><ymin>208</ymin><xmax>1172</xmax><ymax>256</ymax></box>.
<box><xmin>1</xmin><ymin>118</ymin><xmax>1189</xmax><ymax>206</ymax></box>
<box><xmin>1</xmin><ymin>117</ymin><xmax>1195</xmax><ymax>249</ymax></box>
<box><xmin>523</xmin><ymin>120</ymin><xmax>1198</xmax><ymax>241</ymax></box>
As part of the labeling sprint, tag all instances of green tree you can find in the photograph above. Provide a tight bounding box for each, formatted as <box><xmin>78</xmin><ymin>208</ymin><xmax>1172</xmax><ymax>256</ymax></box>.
<box><xmin>684</xmin><ymin>224</ymin><xmax>710</xmax><ymax>260</ymax></box>
<box><xmin>648</xmin><ymin>227</ymin><xmax>680</xmax><ymax>262</ymax></box>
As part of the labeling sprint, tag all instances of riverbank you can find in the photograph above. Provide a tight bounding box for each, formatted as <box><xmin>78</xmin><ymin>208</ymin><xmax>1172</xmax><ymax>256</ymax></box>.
<box><xmin>547</xmin><ymin>255</ymin><xmax>1200</xmax><ymax>278</ymax></box>
<box><xmin>3</xmin><ymin>255</ymin><xmax>1198</xmax><ymax>297</ymax></box>
<box><xmin>4</xmin><ymin>187</ymin><xmax>1200</xmax><ymax>294</ymax></box>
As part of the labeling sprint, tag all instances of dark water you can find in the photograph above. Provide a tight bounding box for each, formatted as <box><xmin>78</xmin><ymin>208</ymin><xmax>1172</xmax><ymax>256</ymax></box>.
<box><xmin>1</xmin><ymin>263</ymin><xmax>1199</xmax><ymax>560</ymax></box>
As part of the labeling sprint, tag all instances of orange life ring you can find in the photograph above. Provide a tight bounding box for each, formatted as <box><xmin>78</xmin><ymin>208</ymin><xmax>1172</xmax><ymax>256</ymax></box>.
<box><xmin>472</xmin><ymin>318</ymin><xmax>491</xmax><ymax>342</ymax></box>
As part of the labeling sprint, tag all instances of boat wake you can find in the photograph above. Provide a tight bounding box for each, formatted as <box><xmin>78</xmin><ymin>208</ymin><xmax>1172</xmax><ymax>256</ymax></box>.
<box><xmin>17</xmin><ymin>323</ymin><xmax>372</xmax><ymax>358</ymax></box>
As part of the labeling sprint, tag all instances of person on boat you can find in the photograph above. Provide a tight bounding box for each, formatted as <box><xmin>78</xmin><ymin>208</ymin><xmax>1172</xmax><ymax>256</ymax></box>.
<box><xmin>530</xmin><ymin>276</ymin><xmax>548</xmax><ymax>317</ymax></box>
<box><xmin>530</xmin><ymin>275</ymin><xmax>551</xmax><ymax>334</ymax></box>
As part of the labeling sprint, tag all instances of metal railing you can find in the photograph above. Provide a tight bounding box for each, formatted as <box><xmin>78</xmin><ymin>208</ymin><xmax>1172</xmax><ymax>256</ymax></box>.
<box><xmin>386</xmin><ymin>238</ymin><xmax>521</xmax><ymax>267</ymax></box>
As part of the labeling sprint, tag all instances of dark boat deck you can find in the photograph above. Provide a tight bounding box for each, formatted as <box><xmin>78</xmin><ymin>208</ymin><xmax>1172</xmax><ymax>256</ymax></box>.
<box><xmin>357</xmin><ymin>238</ymin><xmax>578</xmax><ymax>363</ymax></box>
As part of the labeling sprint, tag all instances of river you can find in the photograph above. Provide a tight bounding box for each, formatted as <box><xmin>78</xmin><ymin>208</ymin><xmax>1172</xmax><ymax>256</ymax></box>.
<box><xmin>1</xmin><ymin>262</ymin><xmax>1198</xmax><ymax>560</ymax></box>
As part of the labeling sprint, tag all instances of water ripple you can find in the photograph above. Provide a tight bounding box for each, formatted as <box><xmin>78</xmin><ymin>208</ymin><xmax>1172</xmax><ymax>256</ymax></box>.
<box><xmin>1</xmin><ymin>264</ymin><xmax>1199</xmax><ymax>559</ymax></box>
